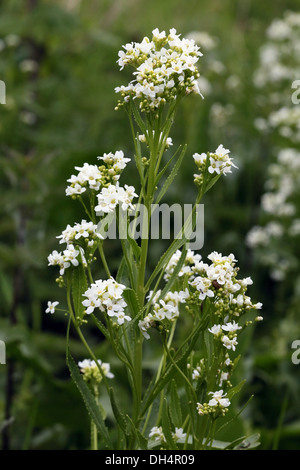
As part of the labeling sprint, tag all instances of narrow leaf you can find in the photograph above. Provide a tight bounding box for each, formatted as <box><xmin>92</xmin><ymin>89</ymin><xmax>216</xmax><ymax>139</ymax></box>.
<box><xmin>227</xmin><ymin>379</ymin><xmax>246</xmax><ymax>400</ymax></box>
<box><xmin>154</xmin><ymin>144</ymin><xmax>183</xmax><ymax>188</ymax></box>
<box><xmin>155</xmin><ymin>144</ymin><xmax>187</xmax><ymax>205</ymax></box>
<box><xmin>108</xmin><ymin>387</ymin><xmax>131</xmax><ymax>439</ymax></box>
<box><xmin>126</xmin><ymin>415</ymin><xmax>148</xmax><ymax>450</ymax></box>
<box><xmin>66</xmin><ymin>350</ymin><xmax>112</xmax><ymax>449</ymax></box>
<box><xmin>169</xmin><ymin>380</ymin><xmax>182</xmax><ymax>429</ymax></box>
<box><xmin>162</xmin><ymin>398</ymin><xmax>178</xmax><ymax>450</ymax></box>
<box><xmin>123</xmin><ymin>288</ymin><xmax>141</xmax><ymax>318</ymax></box>
<box><xmin>71</xmin><ymin>262</ymin><xmax>88</xmax><ymax>321</ymax></box>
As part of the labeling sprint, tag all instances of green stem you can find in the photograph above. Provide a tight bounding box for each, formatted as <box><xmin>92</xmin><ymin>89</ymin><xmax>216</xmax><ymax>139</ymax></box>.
<box><xmin>79</xmin><ymin>195</ymin><xmax>94</xmax><ymax>222</ymax></box>
<box><xmin>142</xmin><ymin>321</ymin><xmax>177</xmax><ymax>433</ymax></box>
<box><xmin>98</xmin><ymin>242</ymin><xmax>111</xmax><ymax>278</ymax></box>
<box><xmin>91</xmin><ymin>419</ymin><xmax>98</xmax><ymax>450</ymax></box>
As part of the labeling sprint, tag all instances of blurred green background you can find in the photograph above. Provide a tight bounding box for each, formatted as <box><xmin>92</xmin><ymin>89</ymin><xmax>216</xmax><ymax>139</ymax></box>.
<box><xmin>0</xmin><ymin>0</ymin><xmax>300</xmax><ymax>450</ymax></box>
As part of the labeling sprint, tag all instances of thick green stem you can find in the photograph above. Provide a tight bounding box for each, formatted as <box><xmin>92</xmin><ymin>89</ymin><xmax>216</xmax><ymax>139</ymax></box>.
<box><xmin>91</xmin><ymin>419</ymin><xmax>98</xmax><ymax>450</ymax></box>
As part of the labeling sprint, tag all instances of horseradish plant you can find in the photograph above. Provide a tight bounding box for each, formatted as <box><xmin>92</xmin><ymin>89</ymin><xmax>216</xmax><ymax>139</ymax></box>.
<box><xmin>47</xmin><ymin>28</ymin><xmax>262</xmax><ymax>450</ymax></box>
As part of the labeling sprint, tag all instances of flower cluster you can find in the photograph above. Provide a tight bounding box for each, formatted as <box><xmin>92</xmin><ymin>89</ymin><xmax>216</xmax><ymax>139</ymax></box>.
<box><xmin>248</xmin><ymin>11</ymin><xmax>300</xmax><ymax>286</ymax></box>
<box><xmin>208</xmin><ymin>321</ymin><xmax>242</xmax><ymax>352</ymax></box>
<box><xmin>48</xmin><ymin>244</ymin><xmax>83</xmax><ymax>276</ymax></box>
<box><xmin>148</xmin><ymin>426</ymin><xmax>186</xmax><ymax>444</ymax></box>
<box><xmin>268</xmin><ymin>107</ymin><xmax>300</xmax><ymax>144</ymax></box>
<box><xmin>246</xmin><ymin>148</ymin><xmax>300</xmax><ymax>281</ymax></box>
<box><xmin>115</xmin><ymin>28</ymin><xmax>203</xmax><ymax>112</ymax></box>
<box><xmin>193</xmin><ymin>144</ymin><xmax>237</xmax><ymax>187</ymax></box>
<box><xmin>66</xmin><ymin>151</ymin><xmax>131</xmax><ymax>197</ymax></box>
<box><xmin>82</xmin><ymin>277</ymin><xmax>131</xmax><ymax>325</ymax></box>
<box><xmin>254</xmin><ymin>11</ymin><xmax>300</xmax><ymax>93</ymax></box>
<box><xmin>66</xmin><ymin>163</ymin><xmax>103</xmax><ymax>197</ymax></box>
<box><xmin>163</xmin><ymin>249</ymin><xmax>262</xmax><ymax>408</ymax></box>
<box><xmin>190</xmin><ymin>358</ymin><xmax>206</xmax><ymax>381</ymax></box>
<box><xmin>78</xmin><ymin>358</ymin><xmax>114</xmax><ymax>387</ymax></box>
<box><xmin>252</xmin><ymin>10</ymin><xmax>300</xmax><ymax>141</ymax></box>
<box><xmin>138</xmin><ymin>289</ymin><xmax>189</xmax><ymax>339</ymax></box>
<box><xmin>57</xmin><ymin>219</ymin><xmax>103</xmax><ymax>246</ymax></box>
<box><xmin>187</xmin><ymin>251</ymin><xmax>262</xmax><ymax>316</ymax></box>
<box><xmin>164</xmin><ymin>248</ymin><xmax>202</xmax><ymax>281</ymax></box>
<box><xmin>48</xmin><ymin>220</ymin><xmax>103</xmax><ymax>278</ymax></box>
<box><xmin>164</xmin><ymin>249</ymin><xmax>262</xmax><ymax>320</ymax></box>
<box><xmin>94</xmin><ymin>183</ymin><xmax>137</xmax><ymax>214</ymax></box>
<box><xmin>197</xmin><ymin>390</ymin><xmax>230</xmax><ymax>418</ymax></box>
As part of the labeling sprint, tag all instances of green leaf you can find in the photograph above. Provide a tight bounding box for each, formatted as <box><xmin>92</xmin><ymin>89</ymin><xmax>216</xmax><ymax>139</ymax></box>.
<box><xmin>145</xmin><ymin>200</ymin><xmax>199</xmax><ymax>292</ymax></box>
<box><xmin>141</xmin><ymin>318</ymin><xmax>205</xmax><ymax>415</ymax></box>
<box><xmin>123</xmin><ymin>288</ymin><xmax>141</xmax><ymax>319</ymax></box>
<box><xmin>145</xmin><ymin>236</ymin><xmax>188</xmax><ymax>292</ymax></box>
<box><xmin>162</xmin><ymin>398</ymin><xmax>178</xmax><ymax>450</ymax></box>
<box><xmin>66</xmin><ymin>349</ymin><xmax>113</xmax><ymax>449</ymax></box>
<box><xmin>108</xmin><ymin>387</ymin><xmax>131</xmax><ymax>439</ymax></box>
<box><xmin>130</xmin><ymin>99</ymin><xmax>146</xmax><ymax>134</ymax></box>
<box><xmin>201</xmin><ymin>436</ymin><xmax>259</xmax><ymax>450</ymax></box>
<box><xmin>155</xmin><ymin>144</ymin><xmax>187</xmax><ymax>205</ymax></box>
<box><xmin>126</xmin><ymin>415</ymin><xmax>148</xmax><ymax>450</ymax></box>
<box><xmin>154</xmin><ymin>144</ymin><xmax>185</xmax><ymax>191</ymax></box>
<box><xmin>91</xmin><ymin>314</ymin><xmax>110</xmax><ymax>341</ymax></box>
<box><xmin>233</xmin><ymin>433</ymin><xmax>261</xmax><ymax>450</ymax></box>
<box><xmin>127</xmin><ymin>235</ymin><xmax>141</xmax><ymax>261</ymax></box>
<box><xmin>116</xmin><ymin>256</ymin><xmax>129</xmax><ymax>284</ymax></box>
<box><xmin>227</xmin><ymin>379</ymin><xmax>246</xmax><ymax>400</ymax></box>
<box><xmin>169</xmin><ymin>380</ymin><xmax>182</xmax><ymax>429</ymax></box>
<box><xmin>203</xmin><ymin>173</ymin><xmax>222</xmax><ymax>196</ymax></box>
<box><xmin>71</xmin><ymin>262</ymin><xmax>88</xmax><ymax>321</ymax></box>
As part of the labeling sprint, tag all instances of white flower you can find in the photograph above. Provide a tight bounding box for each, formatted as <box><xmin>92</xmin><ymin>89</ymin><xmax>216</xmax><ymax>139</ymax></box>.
<box><xmin>66</xmin><ymin>163</ymin><xmax>103</xmax><ymax>195</ymax></box>
<box><xmin>47</xmin><ymin>244</ymin><xmax>83</xmax><ymax>276</ymax></box>
<box><xmin>219</xmin><ymin>371</ymin><xmax>229</xmax><ymax>386</ymax></box>
<box><xmin>208</xmin><ymin>390</ymin><xmax>230</xmax><ymax>408</ymax></box>
<box><xmin>192</xmin><ymin>365</ymin><xmax>202</xmax><ymax>380</ymax></box>
<box><xmin>138</xmin><ymin>315</ymin><xmax>153</xmax><ymax>340</ymax></box>
<box><xmin>78</xmin><ymin>359</ymin><xmax>114</xmax><ymax>380</ymax></box>
<box><xmin>114</xmin><ymin>311</ymin><xmax>132</xmax><ymax>325</ymax></box>
<box><xmin>82</xmin><ymin>294</ymin><xmax>101</xmax><ymax>315</ymax></box>
<box><xmin>149</xmin><ymin>426</ymin><xmax>165</xmax><ymax>442</ymax></box>
<box><xmin>61</xmin><ymin>244</ymin><xmax>80</xmax><ymax>274</ymax></box>
<box><xmin>98</xmin><ymin>150</ymin><xmax>131</xmax><ymax>172</ymax></box>
<box><xmin>222</xmin><ymin>335</ymin><xmax>238</xmax><ymax>351</ymax></box>
<box><xmin>172</xmin><ymin>427</ymin><xmax>187</xmax><ymax>442</ymax></box>
<box><xmin>208</xmin><ymin>324</ymin><xmax>222</xmax><ymax>336</ymax></box>
<box><xmin>193</xmin><ymin>145</ymin><xmax>238</xmax><ymax>182</ymax></box>
<box><xmin>152</xmin><ymin>28</ymin><xmax>167</xmax><ymax>41</ymax></box>
<box><xmin>95</xmin><ymin>184</ymin><xmax>137</xmax><ymax>214</ymax></box>
<box><xmin>82</xmin><ymin>277</ymin><xmax>131</xmax><ymax>325</ymax></box>
<box><xmin>45</xmin><ymin>301</ymin><xmax>59</xmax><ymax>314</ymax></box>
<box><xmin>222</xmin><ymin>321</ymin><xmax>242</xmax><ymax>333</ymax></box>
<box><xmin>65</xmin><ymin>183</ymin><xmax>86</xmax><ymax>196</ymax></box>
<box><xmin>57</xmin><ymin>220</ymin><xmax>103</xmax><ymax>245</ymax></box>
<box><xmin>190</xmin><ymin>276</ymin><xmax>214</xmax><ymax>300</ymax></box>
<box><xmin>48</xmin><ymin>250</ymin><xmax>64</xmax><ymax>267</ymax></box>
